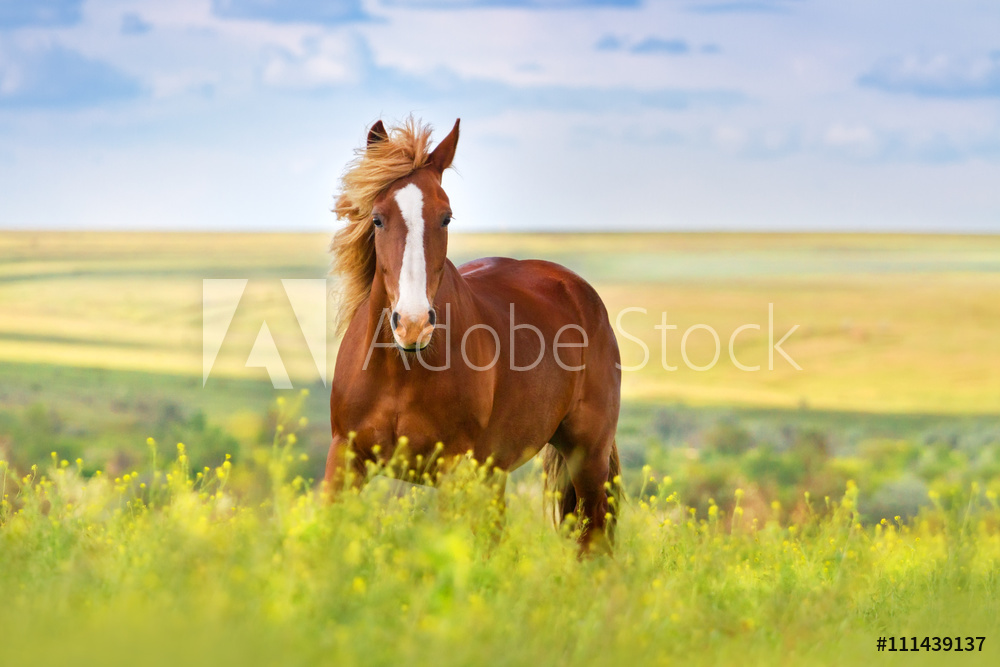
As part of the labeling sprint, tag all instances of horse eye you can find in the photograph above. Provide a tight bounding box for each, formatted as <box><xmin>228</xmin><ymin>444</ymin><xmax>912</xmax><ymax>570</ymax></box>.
<box><xmin>442</xmin><ymin>214</ymin><xmax>452</xmax><ymax>227</ymax></box>
<box><xmin>373</xmin><ymin>215</ymin><xmax>383</xmax><ymax>228</ymax></box>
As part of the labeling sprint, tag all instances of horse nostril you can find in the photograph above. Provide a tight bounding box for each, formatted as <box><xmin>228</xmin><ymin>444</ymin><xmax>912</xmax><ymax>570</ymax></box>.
<box><xmin>391</xmin><ymin>311</ymin><xmax>400</xmax><ymax>330</ymax></box>
<box><xmin>428</xmin><ymin>309</ymin><xmax>436</xmax><ymax>326</ymax></box>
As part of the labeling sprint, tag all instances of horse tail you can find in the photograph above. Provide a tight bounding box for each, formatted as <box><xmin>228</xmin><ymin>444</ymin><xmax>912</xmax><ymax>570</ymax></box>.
<box><xmin>542</xmin><ymin>440</ymin><xmax>624</xmax><ymax>542</ymax></box>
<box><xmin>542</xmin><ymin>444</ymin><xmax>575</xmax><ymax>527</ymax></box>
<box><xmin>606</xmin><ymin>440</ymin><xmax>623</xmax><ymax>542</ymax></box>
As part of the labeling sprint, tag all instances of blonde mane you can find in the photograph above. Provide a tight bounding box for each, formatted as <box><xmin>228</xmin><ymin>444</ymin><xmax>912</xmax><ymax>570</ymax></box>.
<box><xmin>330</xmin><ymin>117</ymin><xmax>433</xmax><ymax>333</ymax></box>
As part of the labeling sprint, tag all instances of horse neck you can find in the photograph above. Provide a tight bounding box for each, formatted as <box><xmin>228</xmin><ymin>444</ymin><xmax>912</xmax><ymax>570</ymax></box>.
<box><xmin>433</xmin><ymin>260</ymin><xmax>481</xmax><ymax>332</ymax></box>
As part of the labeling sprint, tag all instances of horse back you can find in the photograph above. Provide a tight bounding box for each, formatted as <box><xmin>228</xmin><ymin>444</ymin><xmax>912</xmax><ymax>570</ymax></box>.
<box><xmin>457</xmin><ymin>255</ymin><xmax>620</xmax><ymax>386</ymax></box>
<box><xmin>458</xmin><ymin>257</ymin><xmax>612</xmax><ymax>332</ymax></box>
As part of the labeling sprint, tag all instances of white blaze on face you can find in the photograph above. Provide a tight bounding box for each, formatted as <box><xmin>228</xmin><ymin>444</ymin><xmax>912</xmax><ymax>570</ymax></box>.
<box><xmin>393</xmin><ymin>183</ymin><xmax>431</xmax><ymax>321</ymax></box>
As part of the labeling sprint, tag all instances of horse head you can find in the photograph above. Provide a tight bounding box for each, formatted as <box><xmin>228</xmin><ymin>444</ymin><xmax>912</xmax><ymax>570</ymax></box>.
<box><xmin>367</xmin><ymin>118</ymin><xmax>460</xmax><ymax>351</ymax></box>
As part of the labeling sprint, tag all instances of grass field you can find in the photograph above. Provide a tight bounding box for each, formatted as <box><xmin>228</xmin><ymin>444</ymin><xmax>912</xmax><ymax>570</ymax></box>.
<box><xmin>2</xmin><ymin>231</ymin><xmax>999</xmax><ymax>413</ymax></box>
<box><xmin>3</xmin><ymin>440</ymin><xmax>999</xmax><ymax>667</ymax></box>
<box><xmin>2</xmin><ymin>230</ymin><xmax>998</xmax><ymax>482</ymax></box>
<box><xmin>1</xmin><ymin>231</ymin><xmax>999</xmax><ymax>665</ymax></box>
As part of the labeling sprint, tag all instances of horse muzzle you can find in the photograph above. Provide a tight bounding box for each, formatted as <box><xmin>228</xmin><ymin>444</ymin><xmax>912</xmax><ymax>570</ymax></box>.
<box><xmin>391</xmin><ymin>309</ymin><xmax>436</xmax><ymax>352</ymax></box>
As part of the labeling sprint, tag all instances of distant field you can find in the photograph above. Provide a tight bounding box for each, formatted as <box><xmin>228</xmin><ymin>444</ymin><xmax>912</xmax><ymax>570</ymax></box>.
<box><xmin>3</xmin><ymin>233</ymin><xmax>999</xmax><ymax>666</ymax></box>
<box><xmin>1</xmin><ymin>231</ymin><xmax>998</xmax><ymax>414</ymax></box>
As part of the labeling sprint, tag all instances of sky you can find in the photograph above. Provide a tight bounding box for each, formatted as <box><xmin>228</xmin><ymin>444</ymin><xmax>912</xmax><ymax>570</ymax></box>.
<box><xmin>1</xmin><ymin>0</ymin><xmax>999</xmax><ymax>232</ymax></box>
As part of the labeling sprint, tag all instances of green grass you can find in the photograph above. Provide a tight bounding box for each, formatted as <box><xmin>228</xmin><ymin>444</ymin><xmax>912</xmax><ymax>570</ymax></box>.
<box><xmin>2</xmin><ymin>431</ymin><xmax>998</xmax><ymax>667</ymax></box>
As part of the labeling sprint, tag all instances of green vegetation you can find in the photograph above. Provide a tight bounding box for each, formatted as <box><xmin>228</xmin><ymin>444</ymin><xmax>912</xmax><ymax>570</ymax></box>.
<box><xmin>1</xmin><ymin>231</ymin><xmax>998</xmax><ymax>664</ymax></box>
<box><xmin>2</xmin><ymin>396</ymin><xmax>998</xmax><ymax>666</ymax></box>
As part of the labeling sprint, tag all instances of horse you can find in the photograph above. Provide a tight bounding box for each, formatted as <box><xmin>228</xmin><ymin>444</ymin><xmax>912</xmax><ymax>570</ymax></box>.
<box><xmin>325</xmin><ymin>117</ymin><xmax>622</xmax><ymax>549</ymax></box>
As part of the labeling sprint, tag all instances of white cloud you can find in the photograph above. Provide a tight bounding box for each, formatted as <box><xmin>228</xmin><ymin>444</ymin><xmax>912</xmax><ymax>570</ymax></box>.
<box><xmin>712</xmin><ymin>125</ymin><xmax>746</xmax><ymax>151</ymax></box>
<box><xmin>824</xmin><ymin>123</ymin><xmax>874</xmax><ymax>148</ymax></box>
<box><xmin>260</xmin><ymin>35</ymin><xmax>364</xmax><ymax>88</ymax></box>
<box><xmin>0</xmin><ymin>42</ymin><xmax>141</xmax><ymax>107</ymax></box>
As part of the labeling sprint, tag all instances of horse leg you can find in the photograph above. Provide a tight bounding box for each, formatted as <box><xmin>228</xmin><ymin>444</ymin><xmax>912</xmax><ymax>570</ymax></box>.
<box><xmin>550</xmin><ymin>415</ymin><xmax>616</xmax><ymax>553</ymax></box>
<box><xmin>324</xmin><ymin>433</ymin><xmax>368</xmax><ymax>498</ymax></box>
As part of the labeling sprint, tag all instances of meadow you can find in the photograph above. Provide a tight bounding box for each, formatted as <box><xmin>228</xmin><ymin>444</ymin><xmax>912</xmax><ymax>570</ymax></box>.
<box><xmin>3</xmin><ymin>231</ymin><xmax>1000</xmax><ymax>413</ymax></box>
<box><xmin>1</xmin><ymin>231</ymin><xmax>999</xmax><ymax>664</ymax></box>
<box><xmin>2</xmin><ymin>430</ymin><xmax>999</xmax><ymax>666</ymax></box>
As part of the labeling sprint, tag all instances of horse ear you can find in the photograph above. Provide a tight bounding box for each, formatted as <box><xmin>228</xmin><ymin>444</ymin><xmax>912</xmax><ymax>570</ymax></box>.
<box><xmin>429</xmin><ymin>118</ymin><xmax>460</xmax><ymax>173</ymax></box>
<box><xmin>367</xmin><ymin>120</ymin><xmax>387</xmax><ymax>147</ymax></box>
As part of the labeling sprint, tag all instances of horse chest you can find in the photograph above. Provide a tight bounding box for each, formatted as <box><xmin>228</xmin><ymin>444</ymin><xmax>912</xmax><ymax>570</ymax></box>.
<box><xmin>334</xmin><ymin>372</ymin><xmax>489</xmax><ymax>459</ymax></box>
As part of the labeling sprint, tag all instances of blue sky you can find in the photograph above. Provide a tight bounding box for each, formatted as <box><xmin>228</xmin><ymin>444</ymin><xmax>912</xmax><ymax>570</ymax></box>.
<box><xmin>1</xmin><ymin>0</ymin><xmax>998</xmax><ymax>231</ymax></box>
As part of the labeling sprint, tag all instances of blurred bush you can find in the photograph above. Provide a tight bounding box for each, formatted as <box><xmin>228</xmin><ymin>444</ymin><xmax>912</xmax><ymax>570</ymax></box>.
<box><xmin>2</xmin><ymin>399</ymin><xmax>998</xmax><ymax>526</ymax></box>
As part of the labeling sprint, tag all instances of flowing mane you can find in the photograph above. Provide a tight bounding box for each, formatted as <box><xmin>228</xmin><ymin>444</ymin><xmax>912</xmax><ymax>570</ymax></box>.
<box><xmin>331</xmin><ymin>117</ymin><xmax>434</xmax><ymax>333</ymax></box>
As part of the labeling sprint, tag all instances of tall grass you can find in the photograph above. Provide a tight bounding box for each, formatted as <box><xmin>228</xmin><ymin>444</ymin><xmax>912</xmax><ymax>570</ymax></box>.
<box><xmin>2</xmin><ymin>404</ymin><xmax>998</xmax><ymax>666</ymax></box>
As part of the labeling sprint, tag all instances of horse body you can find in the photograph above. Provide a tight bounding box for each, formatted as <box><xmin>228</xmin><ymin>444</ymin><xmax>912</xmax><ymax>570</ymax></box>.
<box><xmin>327</xmin><ymin>118</ymin><xmax>622</xmax><ymax>546</ymax></box>
<box><xmin>330</xmin><ymin>256</ymin><xmax>620</xmax><ymax>467</ymax></box>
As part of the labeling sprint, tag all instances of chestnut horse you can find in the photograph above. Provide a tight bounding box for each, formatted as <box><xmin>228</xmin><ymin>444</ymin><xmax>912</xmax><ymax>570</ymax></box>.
<box><xmin>326</xmin><ymin>118</ymin><xmax>622</xmax><ymax>547</ymax></box>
